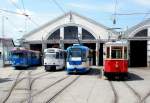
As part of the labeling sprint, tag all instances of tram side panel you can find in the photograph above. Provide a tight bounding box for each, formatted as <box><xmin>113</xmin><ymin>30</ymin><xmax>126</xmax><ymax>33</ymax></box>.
<box><xmin>10</xmin><ymin>47</ymin><xmax>41</xmax><ymax>69</ymax></box>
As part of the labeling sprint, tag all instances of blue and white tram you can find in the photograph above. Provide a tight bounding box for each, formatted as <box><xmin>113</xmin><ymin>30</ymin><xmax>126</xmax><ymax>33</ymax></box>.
<box><xmin>66</xmin><ymin>44</ymin><xmax>92</xmax><ymax>74</ymax></box>
<box><xmin>44</xmin><ymin>48</ymin><xmax>66</xmax><ymax>71</ymax></box>
<box><xmin>11</xmin><ymin>47</ymin><xmax>41</xmax><ymax>69</ymax></box>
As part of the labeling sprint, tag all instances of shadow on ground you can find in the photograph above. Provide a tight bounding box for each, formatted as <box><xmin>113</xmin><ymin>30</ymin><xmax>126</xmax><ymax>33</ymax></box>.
<box><xmin>0</xmin><ymin>78</ymin><xmax>12</xmax><ymax>83</ymax></box>
<box><xmin>14</xmin><ymin>66</ymin><xmax>39</xmax><ymax>70</ymax></box>
<box><xmin>86</xmin><ymin>68</ymin><xmax>101</xmax><ymax>76</ymax></box>
<box><xmin>127</xmin><ymin>72</ymin><xmax>144</xmax><ymax>81</ymax></box>
<box><xmin>67</xmin><ymin>68</ymin><xmax>101</xmax><ymax>76</ymax></box>
<box><xmin>108</xmin><ymin>72</ymin><xmax>144</xmax><ymax>81</ymax></box>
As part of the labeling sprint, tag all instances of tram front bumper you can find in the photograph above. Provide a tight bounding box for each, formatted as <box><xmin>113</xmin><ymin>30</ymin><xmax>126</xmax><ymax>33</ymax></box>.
<box><xmin>67</xmin><ymin>68</ymin><xmax>89</xmax><ymax>73</ymax></box>
<box><xmin>45</xmin><ymin>65</ymin><xmax>63</xmax><ymax>70</ymax></box>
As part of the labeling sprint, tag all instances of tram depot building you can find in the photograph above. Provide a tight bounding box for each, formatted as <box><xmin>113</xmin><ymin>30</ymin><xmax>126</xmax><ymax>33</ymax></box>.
<box><xmin>22</xmin><ymin>12</ymin><xmax>150</xmax><ymax>67</ymax></box>
<box><xmin>0</xmin><ymin>38</ymin><xmax>15</xmax><ymax>67</ymax></box>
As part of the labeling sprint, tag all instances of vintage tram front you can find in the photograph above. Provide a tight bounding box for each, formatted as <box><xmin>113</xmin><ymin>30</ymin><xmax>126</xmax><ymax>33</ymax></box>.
<box><xmin>103</xmin><ymin>41</ymin><xmax>128</xmax><ymax>79</ymax></box>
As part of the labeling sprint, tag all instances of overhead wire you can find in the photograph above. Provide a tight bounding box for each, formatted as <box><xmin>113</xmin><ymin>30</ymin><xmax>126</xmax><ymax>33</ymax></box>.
<box><xmin>48</xmin><ymin>0</ymin><xmax>66</xmax><ymax>14</ymax></box>
<box><xmin>113</xmin><ymin>0</ymin><xmax>118</xmax><ymax>25</ymax></box>
<box><xmin>9</xmin><ymin>0</ymin><xmax>29</xmax><ymax>34</ymax></box>
<box><xmin>6</xmin><ymin>0</ymin><xmax>66</xmax><ymax>27</ymax></box>
<box><xmin>9</xmin><ymin>0</ymin><xmax>22</xmax><ymax>10</ymax></box>
<box><xmin>0</xmin><ymin>8</ymin><xmax>39</xmax><ymax>27</ymax></box>
<box><xmin>9</xmin><ymin>0</ymin><xmax>41</xmax><ymax>27</ymax></box>
<box><xmin>113</xmin><ymin>12</ymin><xmax>150</xmax><ymax>16</ymax></box>
<box><xmin>5</xmin><ymin>0</ymin><xmax>66</xmax><ymax>40</ymax></box>
<box><xmin>21</xmin><ymin>0</ymin><xmax>25</xmax><ymax>12</ymax></box>
<box><xmin>111</xmin><ymin>1</ymin><xmax>150</xmax><ymax>27</ymax></box>
<box><xmin>26</xmin><ymin>16</ymin><xmax>39</xmax><ymax>27</ymax></box>
<box><xmin>0</xmin><ymin>8</ymin><xmax>28</xmax><ymax>16</ymax></box>
<box><xmin>20</xmin><ymin>0</ymin><xmax>28</xmax><ymax>33</ymax></box>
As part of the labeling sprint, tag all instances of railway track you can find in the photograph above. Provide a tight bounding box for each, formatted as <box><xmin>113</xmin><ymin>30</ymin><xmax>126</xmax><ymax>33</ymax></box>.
<box><xmin>140</xmin><ymin>91</ymin><xmax>150</xmax><ymax>103</ymax></box>
<box><xmin>30</xmin><ymin>72</ymin><xmax>51</xmax><ymax>89</ymax></box>
<box><xmin>26</xmin><ymin>72</ymin><xmax>53</xmax><ymax>103</ymax></box>
<box><xmin>21</xmin><ymin>75</ymin><xmax>70</xmax><ymax>102</ymax></box>
<box><xmin>11</xmin><ymin>71</ymin><xmax>48</xmax><ymax>81</ymax></box>
<box><xmin>30</xmin><ymin>71</ymin><xmax>46</xmax><ymax>77</ymax></box>
<box><xmin>122</xmin><ymin>82</ymin><xmax>142</xmax><ymax>103</ymax></box>
<box><xmin>2</xmin><ymin>69</ymin><xmax>53</xmax><ymax>103</ymax></box>
<box><xmin>46</xmin><ymin>75</ymin><xmax>80</xmax><ymax>103</ymax></box>
<box><xmin>2</xmin><ymin>71</ymin><xmax>25</xmax><ymax>103</ymax></box>
<box><xmin>108</xmin><ymin>81</ymin><xmax>118</xmax><ymax>103</ymax></box>
<box><xmin>27</xmin><ymin>71</ymin><xmax>32</xmax><ymax>103</ymax></box>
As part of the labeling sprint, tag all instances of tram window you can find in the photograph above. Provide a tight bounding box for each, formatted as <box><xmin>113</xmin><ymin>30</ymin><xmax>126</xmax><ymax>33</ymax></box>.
<box><xmin>0</xmin><ymin>52</ymin><xmax>1</xmax><ymax>59</ymax></box>
<box><xmin>82</xmin><ymin>51</ymin><xmax>86</xmax><ymax>61</ymax></box>
<box><xmin>124</xmin><ymin>47</ymin><xmax>127</xmax><ymax>59</ymax></box>
<box><xmin>70</xmin><ymin>48</ymin><xmax>81</xmax><ymax>57</ymax></box>
<box><xmin>45</xmin><ymin>53</ymin><xmax>55</xmax><ymax>58</ymax></box>
<box><xmin>31</xmin><ymin>53</ymin><xmax>37</xmax><ymax>59</ymax></box>
<box><xmin>71</xmin><ymin>51</ymin><xmax>81</xmax><ymax>57</ymax></box>
<box><xmin>56</xmin><ymin>52</ymin><xmax>59</xmax><ymax>59</ymax></box>
<box><xmin>106</xmin><ymin>47</ymin><xmax>110</xmax><ymax>58</ymax></box>
<box><xmin>12</xmin><ymin>52</ymin><xmax>26</xmax><ymax>58</ymax></box>
<box><xmin>36</xmin><ymin>53</ymin><xmax>40</xmax><ymax>59</ymax></box>
<box><xmin>59</xmin><ymin>52</ymin><xmax>64</xmax><ymax>59</ymax></box>
<box><xmin>111</xmin><ymin>47</ymin><xmax>122</xmax><ymax>59</ymax></box>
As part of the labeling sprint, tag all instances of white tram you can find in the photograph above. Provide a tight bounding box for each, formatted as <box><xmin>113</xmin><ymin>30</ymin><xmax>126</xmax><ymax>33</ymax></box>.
<box><xmin>44</xmin><ymin>48</ymin><xmax>66</xmax><ymax>71</ymax></box>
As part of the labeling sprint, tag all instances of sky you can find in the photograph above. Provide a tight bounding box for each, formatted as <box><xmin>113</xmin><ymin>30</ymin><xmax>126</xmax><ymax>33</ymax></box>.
<box><xmin>0</xmin><ymin>0</ymin><xmax>150</xmax><ymax>43</ymax></box>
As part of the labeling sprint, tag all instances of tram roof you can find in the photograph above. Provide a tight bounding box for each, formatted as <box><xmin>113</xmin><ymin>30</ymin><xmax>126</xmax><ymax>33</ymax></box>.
<box><xmin>67</xmin><ymin>44</ymin><xmax>89</xmax><ymax>50</ymax></box>
<box><xmin>44</xmin><ymin>48</ymin><xmax>65</xmax><ymax>52</ymax></box>
<box><xmin>11</xmin><ymin>47</ymin><xmax>40</xmax><ymax>53</ymax></box>
<box><xmin>104</xmin><ymin>40</ymin><xmax>128</xmax><ymax>46</ymax></box>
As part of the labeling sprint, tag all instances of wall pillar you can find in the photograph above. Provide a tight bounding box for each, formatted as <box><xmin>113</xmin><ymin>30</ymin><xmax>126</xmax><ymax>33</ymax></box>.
<box><xmin>42</xmin><ymin>43</ymin><xmax>46</xmax><ymax>53</ymax></box>
<box><xmin>60</xmin><ymin>27</ymin><xmax>64</xmax><ymax>39</ymax></box>
<box><xmin>60</xmin><ymin>27</ymin><xmax>64</xmax><ymax>49</ymax></box>
<box><xmin>96</xmin><ymin>42</ymin><xmax>100</xmax><ymax>66</ymax></box>
<box><xmin>42</xmin><ymin>42</ymin><xmax>46</xmax><ymax>65</ymax></box>
<box><xmin>59</xmin><ymin>40</ymin><xmax>64</xmax><ymax>49</ymax></box>
<box><xmin>78</xmin><ymin>27</ymin><xmax>82</xmax><ymax>40</ymax></box>
<box><xmin>148</xmin><ymin>28</ymin><xmax>150</xmax><ymax>67</ymax></box>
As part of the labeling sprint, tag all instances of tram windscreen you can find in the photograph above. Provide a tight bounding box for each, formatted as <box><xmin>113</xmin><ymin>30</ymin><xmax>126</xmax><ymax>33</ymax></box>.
<box><xmin>45</xmin><ymin>53</ymin><xmax>56</xmax><ymax>59</ymax></box>
<box><xmin>69</xmin><ymin>48</ymin><xmax>81</xmax><ymax>57</ymax></box>
<box><xmin>111</xmin><ymin>47</ymin><xmax>122</xmax><ymax>59</ymax></box>
<box><xmin>12</xmin><ymin>52</ymin><xmax>26</xmax><ymax>58</ymax></box>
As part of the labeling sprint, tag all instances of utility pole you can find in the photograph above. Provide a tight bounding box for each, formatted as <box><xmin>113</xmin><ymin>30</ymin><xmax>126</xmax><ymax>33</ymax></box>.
<box><xmin>1</xmin><ymin>15</ymin><xmax>5</xmax><ymax>67</ymax></box>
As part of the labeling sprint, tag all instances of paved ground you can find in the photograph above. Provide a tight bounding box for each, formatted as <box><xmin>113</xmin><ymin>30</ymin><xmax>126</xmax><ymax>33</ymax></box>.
<box><xmin>0</xmin><ymin>66</ymin><xmax>150</xmax><ymax>103</ymax></box>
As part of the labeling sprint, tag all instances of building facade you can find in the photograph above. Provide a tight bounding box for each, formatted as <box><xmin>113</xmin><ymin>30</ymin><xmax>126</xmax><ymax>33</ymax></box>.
<box><xmin>22</xmin><ymin>12</ymin><xmax>117</xmax><ymax>66</ymax></box>
<box><xmin>127</xmin><ymin>19</ymin><xmax>150</xmax><ymax>67</ymax></box>
<box><xmin>0</xmin><ymin>38</ymin><xmax>15</xmax><ymax>67</ymax></box>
